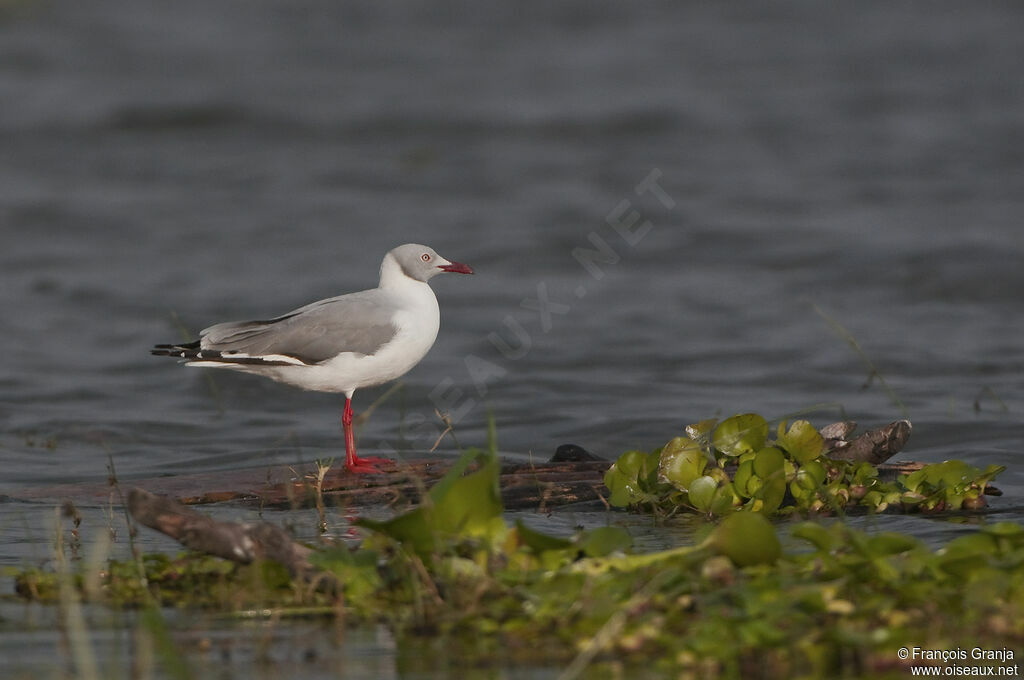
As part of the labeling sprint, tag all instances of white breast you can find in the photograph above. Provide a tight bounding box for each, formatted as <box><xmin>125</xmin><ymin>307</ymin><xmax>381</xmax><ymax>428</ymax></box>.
<box><xmin>260</xmin><ymin>279</ymin><xmax>441</xmax><ymax>395</ymax></box>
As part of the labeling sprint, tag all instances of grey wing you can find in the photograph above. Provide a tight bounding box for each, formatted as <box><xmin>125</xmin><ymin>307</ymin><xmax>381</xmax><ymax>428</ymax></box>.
<box><xmin>199</xmin><ymin>293</ymin><xmax>399</xmax><ymax>363</ymax></box>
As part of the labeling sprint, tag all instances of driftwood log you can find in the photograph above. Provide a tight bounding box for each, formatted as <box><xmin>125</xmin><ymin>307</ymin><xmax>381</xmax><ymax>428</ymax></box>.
<box><xmin>121</xmin><ymin>420</ymin><xmax>1004</xmax><ymax>577</ymax></box>
<box><xmin>250</xmin><ymin>420</ymin><xmax>923</xmax><ymax>511</ymax></box>
<box><xmin>126</xmin><ymin>487</ymin><xmax>333</xmax><ymax>586</ymax></box>
<box><xmin>19</xmin><ymin>420</ymin><xmax>956</xmax><ymax>512</ymax></box>
<box><xmin>823</xmin><ymin>419</ymin><xmax>913</xmax><ymax>465</ymax></box>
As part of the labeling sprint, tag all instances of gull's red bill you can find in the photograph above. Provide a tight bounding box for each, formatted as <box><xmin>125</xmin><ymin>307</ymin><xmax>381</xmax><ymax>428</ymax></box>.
<box><xmin>439</xmin><ymin>261</ymin><xmax>474</xmax><ymax>274</ymax></box>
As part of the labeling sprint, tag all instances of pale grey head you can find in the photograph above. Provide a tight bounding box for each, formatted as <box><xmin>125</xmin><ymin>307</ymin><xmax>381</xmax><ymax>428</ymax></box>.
<box><xmin>386</xmin><ymin>243</ymin><xmax>474</xmax><ymax>282</ymax></box>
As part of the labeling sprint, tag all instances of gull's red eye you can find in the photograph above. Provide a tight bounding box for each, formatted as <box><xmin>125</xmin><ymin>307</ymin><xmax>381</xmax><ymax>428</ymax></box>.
<box><xmin>421</xmin><ymin>253</ymin><xmax>431</xmax><ymax>262</ymax></box>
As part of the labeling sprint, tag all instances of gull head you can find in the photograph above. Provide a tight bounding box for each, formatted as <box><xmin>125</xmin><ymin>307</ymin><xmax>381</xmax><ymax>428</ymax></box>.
<box><xmin>388</xmin><ymin>243</ymin><xmax>474</xmax><ymax>282</ymax></box>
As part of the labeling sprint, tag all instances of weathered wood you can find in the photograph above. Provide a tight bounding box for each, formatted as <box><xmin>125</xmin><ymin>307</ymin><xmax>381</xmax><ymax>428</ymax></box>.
<box><xmin>819</xmin><ymin>421</ymin><xmax>858</xmax><ymax>441</ymax></box>
<box><xmin>259</xmin><ymin>460</ymin><xmax>613</xmax><ymax>511</ymax></box>
<box><xmin>825</xmin><ymin>420</ymin><xmax>912</xmax><ymax>465</ymax></box>
<box><xmin>126</xmin><ymin>488</ymin><xmax>329</xmax><ymax>585</ymax></box>
<box><xmin>20</xmin><ymin>419</ymin><xmax>1003</xmax><ymax>512</ymax></box>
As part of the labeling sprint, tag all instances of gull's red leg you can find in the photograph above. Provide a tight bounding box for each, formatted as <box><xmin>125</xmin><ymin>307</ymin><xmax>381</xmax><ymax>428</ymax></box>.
<box><xmin>342</xmin><ymin>396</ymin><xmax>391</xmax><ymax>474</ymax></box>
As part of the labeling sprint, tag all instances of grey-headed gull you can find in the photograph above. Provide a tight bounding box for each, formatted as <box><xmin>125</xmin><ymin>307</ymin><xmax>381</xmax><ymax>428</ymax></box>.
<box><xmin>152</xmin><ymin>243</ymin><xmax>474</xmax><ymax>473</ymax></box>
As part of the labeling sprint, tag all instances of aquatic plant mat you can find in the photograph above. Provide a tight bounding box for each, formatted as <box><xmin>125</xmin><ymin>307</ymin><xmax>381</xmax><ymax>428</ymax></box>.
<box><xmin>10</xmin><ymin>417</ymin><xmax>1023</xmax><ymax>678</ymax></box>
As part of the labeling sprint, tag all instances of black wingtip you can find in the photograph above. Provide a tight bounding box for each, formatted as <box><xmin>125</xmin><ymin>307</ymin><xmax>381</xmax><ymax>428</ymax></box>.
<box><xmin>151</xmin><ymin>340</ymin><xmax>199</xmax><ymax>357</ymax></box>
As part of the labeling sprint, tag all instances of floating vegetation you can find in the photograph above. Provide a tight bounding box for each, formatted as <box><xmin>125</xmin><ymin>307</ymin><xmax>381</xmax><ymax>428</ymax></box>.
<box><xmin>604</xmin><ymin>413</ymin><xmax>1004</xmax><ymax>517</ymax></box>
<box><xmin>11</xmin><ymin>438</ymin><xmax>1022</xmax><ymax>678</ymax></box>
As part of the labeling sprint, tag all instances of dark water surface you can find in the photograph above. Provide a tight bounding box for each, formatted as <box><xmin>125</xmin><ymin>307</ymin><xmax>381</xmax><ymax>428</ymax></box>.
<box><xmin>2</xmin><ymin>0</ymin><xmax>1023</xmax><ymax>677</ymax></box>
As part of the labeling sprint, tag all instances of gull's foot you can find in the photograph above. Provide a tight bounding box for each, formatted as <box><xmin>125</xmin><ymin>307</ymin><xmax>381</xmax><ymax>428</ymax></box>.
<box><xmin>344</xmin><ymin>456</ymin><xmax>395</xmax><ymax>475</ymax></box>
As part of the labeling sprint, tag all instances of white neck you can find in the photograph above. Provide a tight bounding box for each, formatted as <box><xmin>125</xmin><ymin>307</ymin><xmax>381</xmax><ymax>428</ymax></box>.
<box><xmin>379</xmin><ymin>253</ymin><xmax>409</xmax><ymax>289</ymax></box>
<box><xmin>377</xmin><ymin>253</ymin><xmax>441</xmax><ymax>336</ymax></box>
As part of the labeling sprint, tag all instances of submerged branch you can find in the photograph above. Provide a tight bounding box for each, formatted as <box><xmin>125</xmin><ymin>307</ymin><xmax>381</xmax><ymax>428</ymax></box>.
<box><xmin>126</xmin><ymin>488</ymin><xmax>328</xmax><ymax>584</ymax></box>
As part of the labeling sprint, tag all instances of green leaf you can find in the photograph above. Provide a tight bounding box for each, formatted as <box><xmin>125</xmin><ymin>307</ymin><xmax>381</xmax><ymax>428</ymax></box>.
<box><xmin>641</xmin><ymin>449</ymin><xmax>663</xmax><ymax>487</ymax></box>
<box><xmin>801</xmin><ymin>460</ymin><xmax>828</xmax><ymax>486</ymax></box>
<box><xmin>357</xmin><ymin>452</ymin><xmax>503</xmax><ymax>558</ymax></box>
<box><xmin>356</xmin><ymin>508</ymin><xmax>435</xmax><ymax>557</ymax></box>
<box><xmin>792</xmin><ymin>459</ymin><xmax>828</xmax><ymax>501</ymax></box>
<box><xmin>609</xmin><ymin>449</ymin><xmax>648</xmax><ymax>480</ymax></box>
<box><xmin>753</xmin><ymin>447</ymin><xmax>785</xmax><ymax>479</ymax></box>
<box><xmin>734</xmin><ymin>460</ymin><xmax>755</xmax><ymax>498</ymax></box>
<box><xmin>713</xmin><ymin>414</ymin><xmax>768</xmax><ymax>457</ymax></box>
<box><xmin>309</xmin><ymin>547</ymin><xmax>383</xmax><ymax>602</ymax></box>
<box><xmin>982</xmin><ymin>522</ymin><xmax>1024</xmax><ymax>538</ymax></box>
<box><xmin>710</xmin><ymin>483</ymin><xmax>738</xmax><ymax>516</ymax></box>
<box><xmin>659</xmin><ymin>437</ymin><xmax>707</xmax><ymax>491</ymax></box>
<box><xmin>866</xmin><ymin>533</ymin><xmax>921</xmax><ymax>556</ymax></box>
<box><xmin>929</xmin><ymin>460</ymin><xmax>976</xmax><ymax>488</ymax></box>
<box><xmin>685</xmin><ymin>418</ymin><xmax>718</xmax><ymax>446</ymax></box>
<box><xmin>577</xmin><ymin>526</ymin><xmax>633</xmax><ymax>557</ymax></box>
<box><xmin>705</xmin><ymin>512</ymin><xmax>781</xmax><ymax>567</ymax></box>
<box><xmin>937</xmin><ymin>533</ymin><xmax>1000</xmax><ymax>578</ymax></box>
<box><xmin>604</xmin><ymin>450</ymin><xmax>649</xmax><ymax>506</ymax></box>
<box><xmin>975</xmin><ymin>464</ymin><xmax>1006</xmax><ymax>492</ymax></box>
<box><xmin>515</xmin><ymin>519</ymin><xmax>573</xmax><ymax>554</ymax></box>
<box><xmin>428</xmin><ymin>447</ymin><xmax>489</xmax><ymax>504</ymax></box>
<box><xmin>755</xmin><ymin>477</ymin><xmax>787</xmax><ymax>515</ymax></box>
<box><xmin>776</xmin><ymin>420</ymin><xmax>824</xmax><ymax>464</ymax></box>
<box><xmin>791</xmin><ymin>522</ymin><xmax>837</xmax><ymax>552</ymax></box>
<box><xmin>603</xmin><ymin>468</ymin><xmax>639</xmax><ymax>507</ymax></box>
<box><xmin>688</xmin><ymin>475</ymin><xmax>718</xmax><ymax>513</ymax></box>
<box><xmin>851</xmin><ymin>462</ymin><xmax>878</xmax><ymax>485</ymax></box>
<box><xmin>430</xmin><ymin>456</ymin><xmax>503</xmax><ymax>537</ymax></box>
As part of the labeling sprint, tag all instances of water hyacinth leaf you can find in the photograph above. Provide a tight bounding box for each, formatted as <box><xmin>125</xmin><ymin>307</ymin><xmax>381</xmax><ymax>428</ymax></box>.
<box><xmin>802</xmin><ymin>460</ymin><xmax>828</xmax><ymax>485</ymax></box>
<box><xmin>659</xmin><ymin>437</ymin><xmax>706</xmax><ymax>490</ymax></box>
<box><xmin>753</xmin><ymin>447</ymin><xmax>785</xmax><ymax>479</ymax></box>
<box><xmin>688</xmin><ymin>475</ymin><xmax>718</xmax><ymax>513</ymax></box>
<box><xmin>710</xmin><ymin>483</ymin><xmax>738</xmax><ymax>516</ymax></box>
<box><xmin>945</xmin><ymin>492</ymin><xmax>967</xmax><ymax>511</ymax></box>
<box><xmin>789</xmin><ymin>478</ymin><xmax>810</xmax><ymax>501</ymax></box>
<box><xmin>643</xmin><ymin>449</ymin><xmax>663</xmax><ymax>484</ymax></box>
<box><xmin>610</xmin><ymin>449</ymin><xmax>648</xmax><ymax>481</ymax></box>
<box><xmin>790</xmin><ymin>470</ymin><xmax>817</xmax><ymax>500</ymax></box>
<box><xmin>792</xmin><ymin>459</ymin><xmax>828</xmax><ymax>500</ymax></box>
<box><xmin>712</xmin><ymin>413</ymin><xmax>768</xmax><ymax>457</ymax></box>
<box><xmin>358</xmin><ymin>452</ymin><xmax>503</xmax><ymax>557</ymax></box>
<box><xmin>901</xmin><ymin>469</ymin><xmax>925</xmax><ymax>493</ymax></box>
<box><xmin>757</xmin><ymin>477</ymin><xmax>787</xmax><ymax>515</ymax></box>
<box><xmin>929</xmin><ymin>460</ymin><xmax>975</xmax><ymax>487</ymax></box>
<box><xmin>851</xmin><ymin>462</ymin><xmax>878</xmax><ymax>485</ymax></box>
<box><xmin>905</xmin><ymin>460</ymin><xmax>985</xmax><ymax>492</ymax></box>
<box><xmin>604</xmin><ymin>467</ymin><xmax>641</xmax><ymax>507</ymax></box>
<box><xmin>427</xmin><ymin>446</ymin><xmax>488</xmax><ymax>504</ymax></box>
<box><xmin>514</xmin><ymin>519</ymin><xmax>573</xmax><ymax>554</ymax></box>
<box><xmin>577</xmin><ymin>526</ymin><xmax>632</xmax><ymax>557</ymax></box>
<box><xmin>734</xmin><ymin>460</ymin><xmax>755</xmax><ymax>497</ymax></box>
<box><xmin>982</xmin><ymin>522</ymin><xmax>1024</xmax><ymax>538</ymax></box>
<box><xmin>976</xmin><ymin>464</ymin><xmax>1006</xmax><ymax>492</ymax></box>
<box><xmin>747</xmin><ymin>476</ymin><xmax>766</xmax><ymax>501</ymax></box>
<box><xmin>824</xmin><ymin>481</ymin><xmax>850</xmax><ymax>508</ymax></box>
<box><xmin>776</xmin><ymin>419</ymin><xmax>824</xmax><ymax>464</ymax></box>
<box><xmin>599</xmin><ymin>411</ymin><xmax>1005</xmax><ymax>519</ymax></box>
<box><xmin>685</xmin><ymin>418</ymin><xmax>718</xmax><ymax>447</ymax></box>
<box><xmin>937</xmin><ymin>533</ymin><xmax>1000</xmax><ymax>578</ymax></box>
<box><xmin>900</xmin><ymin>491</ymin><xmax>926</xmax><ymax>508</ymax></box>
<box><xmin>705</xmin><ymin>512</ymin><xmax>781</xmax><ymax>567</ymax></box>
<box><xmin>866</xmin><ymin>533</ymin><xmax>921</xmax><ymax>557</ymax></box>
<box><xmin>309</xmin><ymin>547</ymin><xmax>381</xmax><ymax>601</ymax></box>
<box><xmin>791</xmin><ymin>522</ymin><xmax>837</xmax><ymax>553</ymax></box>
<box><xmin>357</xmin><ymin>507</ymin><xmax>435</xmax><ymax>557</ymax></box>
<box><xmin>604</xmin><ymin>450</ymin><xmax>649</xmax><ymax>506</ymax></box>
<box><xmin>430</xmin><ymin>456</ymin><xmax>504</xmax><ymax>538</ymax></box>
